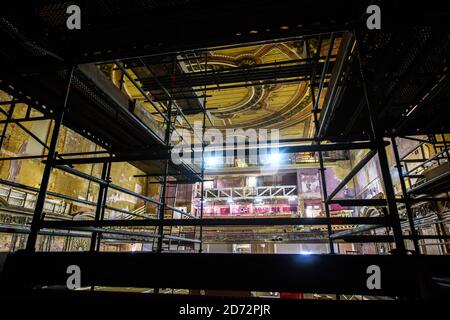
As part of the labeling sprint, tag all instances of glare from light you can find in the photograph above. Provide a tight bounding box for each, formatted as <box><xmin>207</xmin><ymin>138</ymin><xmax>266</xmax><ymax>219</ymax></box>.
<box><xmin>269</xmin><ymin>152</ymin><xmax>281</xmax><ymax>166</ymax></box>
<box><xmin>227</xmin><ymin>198</ymin><xmax>234</xmax><ymax>203</ymax></box>
<box><xmin>262</xmin><ymin>152</ymin><xmax>282</xmax><ymax>167</ymax></box>
<box><xmin>248</xmin><ymin>176</ymin><xmax>257</xmax><ymax>187</ymax></box>
<box><xmin>299</xmin><ymin>251</ymin><xmax>312</xmax><ymax>255</ymax></box>
<box><xmin>204</xmin><ymin>156</ymin><xmax>221</xmax><ymax>168</ymax></box>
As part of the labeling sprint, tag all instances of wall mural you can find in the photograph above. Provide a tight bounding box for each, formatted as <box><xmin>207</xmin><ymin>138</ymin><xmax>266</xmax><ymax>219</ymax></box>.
<box><xmin>7</xmin><ymin>141</ymin><xmax>28</xmax><ymax>182</ymax></box>
<box><xmin>299</xmin><ymin>172</ymin><xmax>321</xmax><ymax>198</ymax></box>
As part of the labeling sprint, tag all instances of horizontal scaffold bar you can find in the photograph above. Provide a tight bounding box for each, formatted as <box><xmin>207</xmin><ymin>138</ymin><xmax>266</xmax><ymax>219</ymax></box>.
<box><xmin>3</xmin><ymin>252</ymin><xmax>450</xmax><ymax>297</ymax></box>
<box><xmin>49</xmin><ymin>141</ymin><xmax>380</xmax><ymax>165</ymax></box>
<box><xmin>41</xmin><ymin>217</ymin><xmax>389</xmax><ymax>229</ymax></box>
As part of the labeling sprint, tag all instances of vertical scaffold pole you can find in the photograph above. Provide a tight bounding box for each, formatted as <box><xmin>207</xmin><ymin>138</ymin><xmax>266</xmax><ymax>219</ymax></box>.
<box><xmin>308</xmin><ymin>34</ymin><xmax>335</xmax><ymax>254</ymax></box>
<box><xmin>26</xmin><ymin>66</ymin><xmax>76</xmax><ymax>251</ymax></box>
<box><xmin>90</xmin><ymin>160</ymin><xmax>111</xmax><ymax>252</ymax></box>
<box><xmin>0</xmin><ymin>99</ymin><xmax>15</xmax><ymax>149</ymax></box>
<box><xmin>391</xmin><ymin>137</ymin><xmax>420</xmax><ymax>253</ymax></box>
<box><xmin>354</xmin><ymin>31</ymin><xmax>406</xmax><ymax>253</ymax></box>
<box><xmin>199</xmin><ymin>52</ymin><xmax>208</xmax><ymax>253</ymax></box>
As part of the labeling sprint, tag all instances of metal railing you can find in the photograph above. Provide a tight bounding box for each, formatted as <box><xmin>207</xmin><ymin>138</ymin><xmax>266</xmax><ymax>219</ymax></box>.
<box><xmin>194</xmin><ymin>185</ymin><xmax>297</xmax><ymax>201</ymax></box>
<box><xmin>0</xmin><ymin>185</ymin><xmax>70</xmax><ymax>215</ymax></box>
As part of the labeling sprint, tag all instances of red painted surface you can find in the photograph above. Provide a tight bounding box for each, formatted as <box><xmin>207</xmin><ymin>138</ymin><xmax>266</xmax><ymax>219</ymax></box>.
<box><xmin>280</xmin><ymin>292</ymin><xmax>304</xmax><ymax>299</ymax></box>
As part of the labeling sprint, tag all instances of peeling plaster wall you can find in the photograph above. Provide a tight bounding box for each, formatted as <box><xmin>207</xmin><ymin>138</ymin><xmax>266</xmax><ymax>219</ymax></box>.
<box><xmin>0</xmin><ymin>94</ymin><xmax>152</xmax><ymax>216</ymax></box>
<box><xmin>350</xmin><ymin>150</ymin><xmax>384</xmax><ymax>199</ymax></box>
<box><xmin>349</xmin><ymin>137</ymin><xmax>433</xmax><ymax>199</ymax></box>
<box><xmin>326</xmin><ymin>161</ymin><xmax>355</xmax><ymax>197</ymax></box>
<box><xmin>296</xmin><ymin>163</ymin><xmax>354</xmax><ymax>200</ymax></box>
<box><xmin>0</xmin><ymin>101</ymin><xmax>48</xmax><ymax>187</ymax></box>
<box><xmin>295</xmin><ymin>162</ymin><xmax>354</xmax><ymax>214</ymax></box>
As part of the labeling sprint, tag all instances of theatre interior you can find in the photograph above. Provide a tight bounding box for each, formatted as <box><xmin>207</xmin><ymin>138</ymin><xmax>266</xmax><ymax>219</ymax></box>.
<box><xmin>0</xmin><ymin>0</ymin><xmax>449</xmax><ymax>303</ymax></box>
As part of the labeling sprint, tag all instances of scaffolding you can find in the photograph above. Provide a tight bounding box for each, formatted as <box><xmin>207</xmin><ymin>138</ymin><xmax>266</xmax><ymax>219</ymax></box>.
<box><xmin>0</xmin><ymin>0</ymin><xmax>449</xmax><ymax>300</ymax></box>
<box><xmin>0</xmin><ymin>55</ymin><xmax>209</xmax><ymax>254</ymax></box>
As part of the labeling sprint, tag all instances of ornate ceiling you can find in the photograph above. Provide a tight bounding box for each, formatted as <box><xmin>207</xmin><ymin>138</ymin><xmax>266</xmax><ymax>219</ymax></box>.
<box><xmin>118</xmin><ymin>39</ymin><xmax>340</xmax><ymax>140</ymax></box>
<box><xmin>203</xmin><ymin>43</ymin><xmax>311</xmax><ymax>138</ymax></box>
<box><xmin>181</xmin><ymin>43</ymin><xmax>311</xmax><ymax>138</ymax></box>
<box><xmin>184</xmin><ymin>40</ymin><xmax>339</xmax><ymax>139</ymax></box>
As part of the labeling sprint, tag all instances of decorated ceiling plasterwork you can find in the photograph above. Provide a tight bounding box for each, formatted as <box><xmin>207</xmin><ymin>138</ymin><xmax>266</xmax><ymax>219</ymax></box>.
<box><xmin>198</xmin><ymin>42</ymin><xmax>314</xmax><ymax>138</ymax></box>
<box><xmin>117</xmin><ymin>40</ymin><xmax>334</xmax><ymax>139</ymax></box>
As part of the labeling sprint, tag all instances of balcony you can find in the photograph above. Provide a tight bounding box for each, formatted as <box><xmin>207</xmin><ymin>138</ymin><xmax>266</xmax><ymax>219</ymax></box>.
<box><xmin>195</xmin><ymin>185</ymin><xmax>297</xmax><ymax>201</ymax></box>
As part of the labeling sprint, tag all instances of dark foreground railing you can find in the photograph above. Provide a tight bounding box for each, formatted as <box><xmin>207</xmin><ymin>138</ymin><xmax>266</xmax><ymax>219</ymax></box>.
<box><xmin>1</xmin><ymin>251</ymin><xmax>450</xmax><ymax>299</ymax></box>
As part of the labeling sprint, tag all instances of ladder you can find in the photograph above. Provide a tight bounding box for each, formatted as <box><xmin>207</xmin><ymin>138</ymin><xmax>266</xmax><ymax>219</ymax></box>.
<box><xmin>162</xmin><ymin>183</ymin><xmax>178</xmax><ymax>251</ymax></box>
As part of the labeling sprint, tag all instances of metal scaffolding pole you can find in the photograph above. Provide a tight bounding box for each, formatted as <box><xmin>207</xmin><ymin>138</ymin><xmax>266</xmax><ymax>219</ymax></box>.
<box><xmin>354</xmin><ymin>32</ymin><xmax>406</xmax><ymax>253</ymax></box>
<box><xmin>326</xmin><ymin>150</ymin><xmax>377</xmax><ymax>202</ymax></box>
<box><xmin>89</xmin><ymin>160</ymin><xmax>111</xmax><ymax>292</ymax></box>
<box><xmin>199</xmin><ymin>53</ymin><xmax>207</xmax><ymax>253</ymax></box>
<box><xmin>0</xmin><ymin>107</ymin><xmax>54</xmax><ymax>158</ymax></box>
<box><xmin>442</xmin><ymin>134</ymin><xmax>450</xmax><ymax>162</ymax></box>
<box><xmin>431</xmin><ymin>134</ymin><xmax>450</xmax><ymax>253</ymax></box>
<box><xmin>0</xmin><ymin>99</ymin><xmax>15</xmax><ymax>149</ymax></box>
<box><xmin>156</xmin><ymin>105</ymin><xmax>171</xmax><ymax>253</ymax></box>
<box><xmin>26</xmin><ymin>66</ymin><xmax>76</xmax><ymax>252</ymax></box>
<box><xmin>156</xmin><ymin>59</ymin><xmax>176</xmax><ymax>253</ymax></box>
<box><xmin>391</xmin><ymin>137</ymin><xmax>420</xmax><ymax>253</ymax></box>
<box><xmin>41</xmin><ymin>216</ymin><xmax>389</xmax><ymax>228</ymax></box>
<box><xmin>90</xmin><ymin>160</ymin><xmax>111</xmax><ymax>252</ymax></box>
<box><xmin>308</xmin><ymin>34</ymin><xmax>335</xmax><ymax>254</ymax></box>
